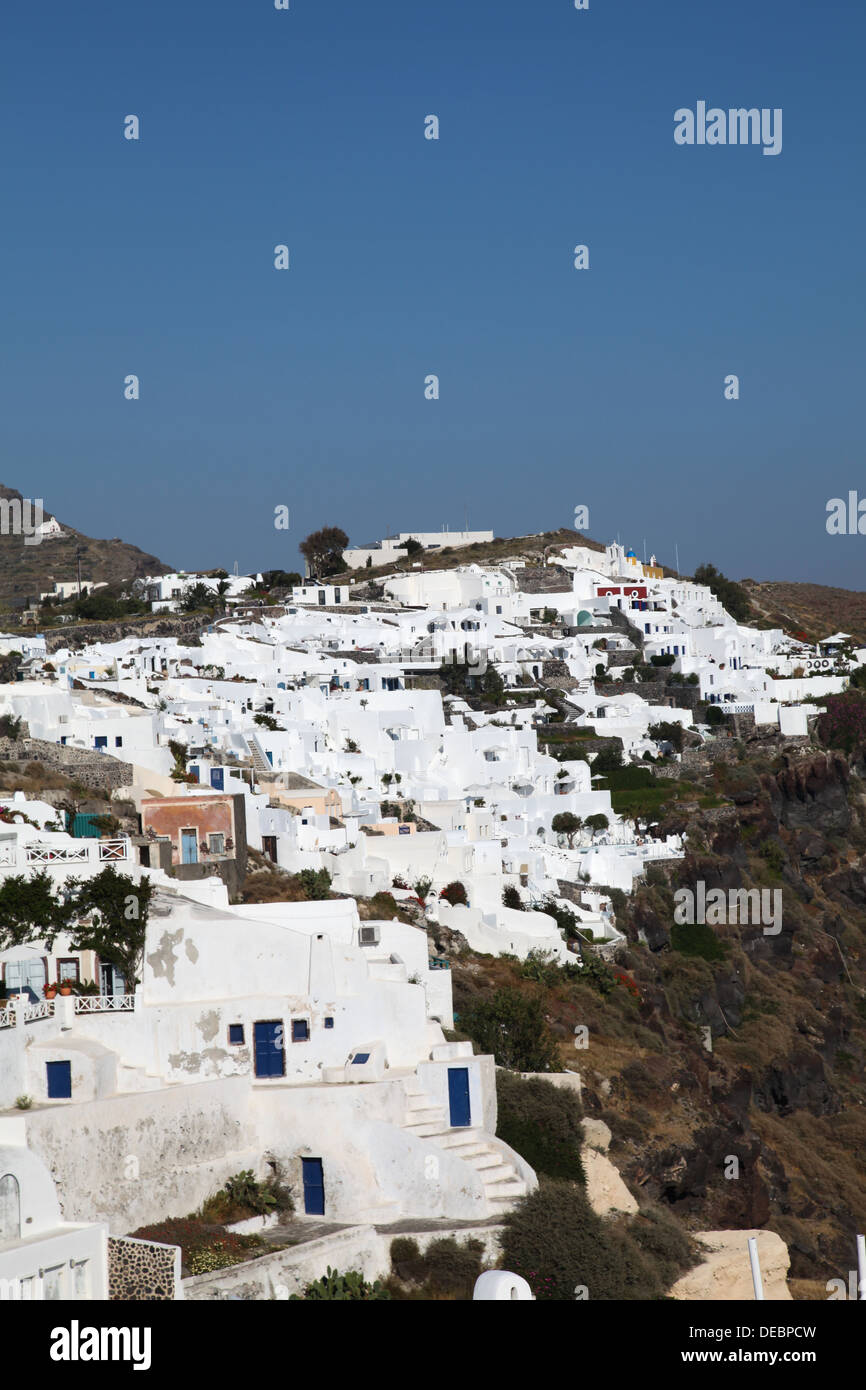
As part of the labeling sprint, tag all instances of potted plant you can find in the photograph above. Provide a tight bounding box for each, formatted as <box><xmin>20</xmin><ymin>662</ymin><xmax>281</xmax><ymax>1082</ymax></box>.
<box><xmin>44</xmin><ymin>982</ymin><xmax>57</xmax><ymax>1000</ymax></box>
<box><xmin>58</xmin><ymin>981</ymin><xmax>73</xmax><ymax>996</ymax></box>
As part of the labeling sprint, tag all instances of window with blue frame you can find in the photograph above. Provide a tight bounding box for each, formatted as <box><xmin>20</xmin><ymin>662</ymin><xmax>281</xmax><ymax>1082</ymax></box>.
<box><xmin>228</xmin><ymin>1024</ymin><xmax>245</xmax><ymax>1045</ymax></box>
<box><xmin>324</xmin><ymin>1017</ymin><xmax>334</xmax><ymax>1029</ymax></box>
<box><xmin>291</xmin><ymin>1019</ymin><xmax>309</xmax><ymax>1042</ymax></box>
<box><xmin>115</xmin><ymin>736</ymin><xmax>123</xmax><ymax>747</ymax></box>
<box><xmin>94</xmin><ymin>736</ymin><xmax>107</xmax><ymax>749</ymax></box>
<box><xmin>351</xmin><ymin>1053</ymin><xmax>370</xmax><ymax>1065</ymax></box>
<box><xmin>46</xmin><ymin>1061</ymin><xmax>72</xmax><ymax>1099</ymax></box>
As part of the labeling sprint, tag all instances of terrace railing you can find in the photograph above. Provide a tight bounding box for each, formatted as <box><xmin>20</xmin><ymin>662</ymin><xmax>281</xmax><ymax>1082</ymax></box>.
<box><xmin>23</xmin><ymin>1001</ymin><xmax>55</xmax><ymax>1024</ymax></box>
<box><xmin>74</xmin><ymin>995</ymin><xmax>135</xmax><ymax>1014</ymax></box>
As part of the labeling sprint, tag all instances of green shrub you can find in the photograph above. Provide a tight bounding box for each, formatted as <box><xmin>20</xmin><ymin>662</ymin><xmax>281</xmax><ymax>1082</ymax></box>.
<box><xmin>421</xmin><ymin>1238</ymin><xmax>485</xmax><ymax>1298</ymax></box>
<box><xmin>388</xmin><ymin>1237</ymin><xmax>485</xmax><ymax>1299</ymax></box>
<box><xmin>389</xmin><ymin>1236</ymin><xmax>422</xmax><ymax>1276</ymax></box>
<box><xmin>760</xmin><ymin>839</ymin><xmax>786</xmax><ymax>875</ymax></box>
<box><xmin>459</xmin><ymin>987</ymin><xmax>559</xmax><ymax>1072</ymax></box>
<box><xmin>496</xmin><ymin>1072</ymin><xmax>585</xmax><ymax>1182</ymax></box>
<box><xmin>670</xmin><ymin>922</ymin><xmax>729</xmax><ymax>962</ymax></box>
<box><xmin>501</xmin><ymin>1180</ymin><xmax>660</xmax><ymax>1301</ymax></box>
<box><xmin>295</xmin><ymin>867</ymin><xmax>332</xmax><ymax>900</ymax></box>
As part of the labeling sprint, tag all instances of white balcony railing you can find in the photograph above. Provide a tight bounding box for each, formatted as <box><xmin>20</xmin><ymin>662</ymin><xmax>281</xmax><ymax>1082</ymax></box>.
<box><xmin>74</xmin><ymin>995</ymin><xmax>135</xmax><ymax>1013</ymax></box>
<box><xmin>26</xmin><ymin>845</ymin><xmax>89</xmax><ymax>864</ymax></box>
<box><xmin>98</xmin><ymin>840</ymin><xmax>129</xmax><ymax>862</ymax></box>
<box><xmin>23</xmin><ymin>1001</ymin><xmax>55</xmax><ymax>1023</ymax></box>
<box><xmin>0</xmin><ymin>1008</ymin><xmax>13</xmax><ymax>1030</ymax></box>
<box><xmin>0</xmin><ymin>838</ymin><xmax>132</xmax><ymax>874</ymax></box>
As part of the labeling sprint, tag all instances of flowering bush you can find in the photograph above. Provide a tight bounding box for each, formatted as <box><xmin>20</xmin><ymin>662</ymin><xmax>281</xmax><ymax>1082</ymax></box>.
<box><xmin>439</xmin><ymin>881</ymin><xmax>468</xmax><ymax>906</ymax></box>
<box><xmin>612</xmin><ymin>968</ymin><xmax>641</xmax><ymax>1001</ymax></box>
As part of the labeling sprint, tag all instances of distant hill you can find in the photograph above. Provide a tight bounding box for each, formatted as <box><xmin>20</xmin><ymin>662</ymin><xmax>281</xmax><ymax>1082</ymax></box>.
<box><xmin>742</xmin><ymin>579</ymin><xmax>866</xmax><ymax>646</ymax></box>
<box><xmin>0</xmin><ymin>485</ymin><xmax>171</xmax><ymax>611</ymax></box>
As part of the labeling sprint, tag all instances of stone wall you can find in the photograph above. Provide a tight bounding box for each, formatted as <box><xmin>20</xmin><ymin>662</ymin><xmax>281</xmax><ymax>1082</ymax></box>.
<box><xmin>108</xmin><ymin>1235</ymin><xmax>180</xmax><ymax>1301</ymax></box>
<box><xmin>44</xmin><ymin>615</ymin><xmax>208</xmax><ymax>654</ymax></box>
<box><xmin>2</xmin><ymin>738</ymin><xmax>136</xmax><ymax>791</ymax></box>
<box><xmin>594</xmin><ymin>681</ymin><xmax>702</xmax><ymax>710</ymax></box>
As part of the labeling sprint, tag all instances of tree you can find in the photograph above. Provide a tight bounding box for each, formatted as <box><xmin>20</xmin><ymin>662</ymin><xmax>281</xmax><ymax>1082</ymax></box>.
<box><xmin>0</xmin><ymin>872</ymin><xmax>75</xmax><ymax>954</ymax></box>
<box><xmin>260</xmin><ymin>570</ymin><xmax>302</xmax><ymax>592</ymax></box>
<box><xmin>584</xmin><ymin>813</ymin><xmax>609</xmax><ymax>835</ymax></box>
<box><xmin>592</xmin><ymin>744</ymin><xmax>624</xmax><ymax>773</ymax></box>
<box><xmin>551</xmin><ymin>812</ymin><xmax>582</xmax><ymax>848</ymax></box>
<box><xmin>648</xmin><ymin>721</ymin><xmax>685</xmax><ymax>754</ymax></box>
<box><xmin>401</xmin><ymin>537</ymin><xmax>424</xmax><ymax>557</ymax></box>
<box><xmin>502</xmin><ymin>884</ymin><xmax>524</xmax><ymax>910</ymax></box>
<box><xmin>299</xmin><ymin>526</ymin><xmax>349</xmax><ymax>577</ymax></box>
<box><xmin>69</xmin><ymin>868</ymin><xmax>154</xmax><ymax>988</ymax></box>
<box><xmin>692</xmin><ymin>563</ymin><xmax>752</xmax><ymax>624</ymax></box>
<box><xmin>180</xmin><ymin>583</ymin><xmax>213</xmax><ymax>613</ymax></box>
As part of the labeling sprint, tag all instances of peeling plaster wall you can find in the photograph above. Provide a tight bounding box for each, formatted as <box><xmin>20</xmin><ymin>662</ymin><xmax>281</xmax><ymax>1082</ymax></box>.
<box><xmin>23</xmin><ymin>1076</ymin><xmax>257</xmax><ymax>1232</ymax></box>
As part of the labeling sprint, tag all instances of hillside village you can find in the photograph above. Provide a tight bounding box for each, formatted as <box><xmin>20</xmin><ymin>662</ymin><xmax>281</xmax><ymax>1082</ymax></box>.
<box><xmin>1</xmin><ymin>524</ymin><xmax>865</xmax><ymax>1302</ymax></box>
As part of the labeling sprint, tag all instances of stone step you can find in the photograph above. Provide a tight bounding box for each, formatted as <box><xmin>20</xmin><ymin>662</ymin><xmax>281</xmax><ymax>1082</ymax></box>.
<box><xmin>482</xmin><ymin>1177</ymin><xmax>526</xmax><ymax>1198</ymax></box>
<box><xmin>403</xmin><ymin>1120</ymin><xmax>447</xmax><ymax>1138</ymax></box>
<box><xmin>435</xmin><ymin>1128</ymin><xmax>484</xmax><ymax>1149</ymax></box>
<box><xmin>465</xmin><ymin>1152</ymin><xmax>502</xmax><ymax>1171</ymax></box>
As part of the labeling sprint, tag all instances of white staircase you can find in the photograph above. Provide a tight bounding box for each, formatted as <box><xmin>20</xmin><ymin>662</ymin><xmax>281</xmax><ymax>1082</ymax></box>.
<box><xmin>401</xmin><ymin>1081</ymin><xmax>529</xmax><ymax>1215</ymax></box>
<box><xmin>246</xmin><ymin>732</ymin><xmax>272</xmax><ymax>774</ymax></box>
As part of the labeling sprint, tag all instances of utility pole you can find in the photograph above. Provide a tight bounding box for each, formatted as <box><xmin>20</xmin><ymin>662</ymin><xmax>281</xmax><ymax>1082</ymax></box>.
<box><xmin>76</xmin><ymin>548</ymin><xmax>82</xmax><ymax>599</ymax></box>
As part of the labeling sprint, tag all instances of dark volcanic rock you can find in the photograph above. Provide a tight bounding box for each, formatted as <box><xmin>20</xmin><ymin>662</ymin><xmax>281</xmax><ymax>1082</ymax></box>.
<box><xmin>771</xmin><ymin>753</ymin><xmax>851</xmax><ymax>834</ymax></box>
<box><xmin>753</xmin><ymin>1048</ymin><xmax>839</xmax><ymax>1118</ymax></box>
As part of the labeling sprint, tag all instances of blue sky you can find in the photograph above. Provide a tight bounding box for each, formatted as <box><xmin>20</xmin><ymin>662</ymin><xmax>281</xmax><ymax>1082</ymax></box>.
<box><xmin>1</xmin><ymin>0</ymin><xmax>864</xmax><ymax>585</ymax></box>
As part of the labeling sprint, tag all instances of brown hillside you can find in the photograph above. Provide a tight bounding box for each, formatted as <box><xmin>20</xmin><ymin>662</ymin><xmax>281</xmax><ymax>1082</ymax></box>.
<box><xmin>742</xmin><ymin>579</ymin><xmax>866</xmax><ymax>646</ymax></box>
<box><xmin>0</xmin><ymin>484</ymin><xmax>171</xmax><ymax>611</ymax></box>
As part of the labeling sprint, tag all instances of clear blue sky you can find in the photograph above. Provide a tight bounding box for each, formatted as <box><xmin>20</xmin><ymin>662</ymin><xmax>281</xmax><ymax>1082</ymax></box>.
<box><xmin>2</xmin><ymin>0</ymin><xmax>864</xmax><ymax>586</ymax></box>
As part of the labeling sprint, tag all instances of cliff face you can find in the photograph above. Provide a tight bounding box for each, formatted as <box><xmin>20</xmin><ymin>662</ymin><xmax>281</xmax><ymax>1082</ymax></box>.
<box><xmin>0</xmin><ymin>483</ymin><xmax>170</xmax><ymax>609</ymax></box>
<box><xmin>594</xmin><ymin>744</ymin><xmax>866</xmax><ymax>1285</ymax></box>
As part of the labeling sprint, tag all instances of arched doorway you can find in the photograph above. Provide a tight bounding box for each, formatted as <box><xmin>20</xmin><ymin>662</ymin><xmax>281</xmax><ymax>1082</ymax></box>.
<box><xmin>0</xmin><ymin>1174</ymin><xmax>20</xmax><ymax>1241</ymax></box>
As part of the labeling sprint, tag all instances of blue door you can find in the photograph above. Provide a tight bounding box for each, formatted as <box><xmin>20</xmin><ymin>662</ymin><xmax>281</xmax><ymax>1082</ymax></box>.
<box><xmin>46</xmin><ymin>1061</ymin><xmax>72</xmax><ymax>1099</ymax></box>
<box><xmin>181</xmin><ymin>829</ymin><xmax>198</xmax><ymax>864</ymax></box>
<box><xmin>302</xmin><ymin>1158</ymin><xmax>325</xmax><ymax>1215</ymax></box>
<box><xmin>210</xmin><ymin>767</ymin><xmax>224</xmax><ymax>790</ymax></box>
<box><xmin>253</xmin><ymin>1021</ymin><xmax>284</xmax><ymax>1077</ymax></box>
<box><xmin>448</xmin><ymin>1067</ymin><xmax>471</xmax><ymax>1127</ymax></box>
